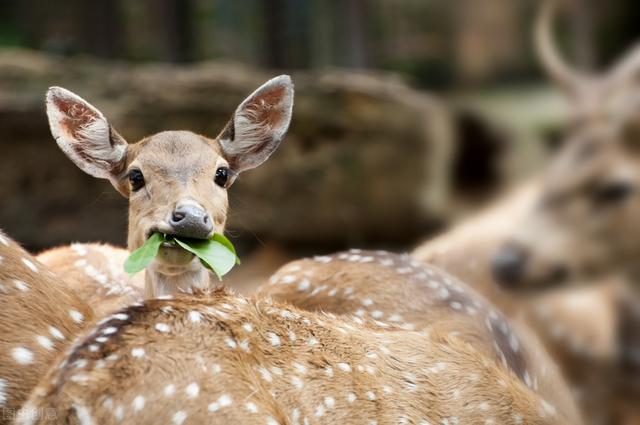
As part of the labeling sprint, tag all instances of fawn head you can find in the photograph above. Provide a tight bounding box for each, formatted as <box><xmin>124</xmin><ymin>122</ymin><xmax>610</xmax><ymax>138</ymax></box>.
<box><xmin>46</xmin><ymin>76</ymin><xmax>293</xmax><ymax>293</ymax></box>
<box><xmin>492</xmin><ymin>0</ymin><xmax>640</xmax><ymax>290</ymax></box>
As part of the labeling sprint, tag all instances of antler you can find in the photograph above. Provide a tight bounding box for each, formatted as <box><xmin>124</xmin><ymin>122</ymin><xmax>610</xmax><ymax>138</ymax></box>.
<box><xmin>604</xmin><ymin>43</ymin><xmax>640</xmax><ymax>95</ymax></box>
<box><xmin>535</xmin><ymin>0</ymin><xmax>590</xmax><ymax>95</ymax></box>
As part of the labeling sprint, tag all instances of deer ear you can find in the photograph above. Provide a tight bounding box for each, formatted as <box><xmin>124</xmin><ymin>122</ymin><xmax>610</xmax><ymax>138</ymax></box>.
<box><xmin>46</xmin><ymin>87</ymin><xmax>128</xmax><ymax>181</ymax></box>
<box><xmin>218</xmin><ymin>75</ymin><xmax>294</xmax><ymax>173</ymax></box>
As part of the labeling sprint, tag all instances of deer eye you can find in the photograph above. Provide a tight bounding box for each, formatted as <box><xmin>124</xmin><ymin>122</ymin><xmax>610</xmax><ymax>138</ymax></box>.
<box><xmin>214</xmin><ymin>167</ymin><xmax>229</xmax><ymax>187</ymax></box>
<box><xmin>127</xmin><ymin>169</ymin><xmax>145</xmax><ymax>192</ymax></box>
<box><xmin>594</xmin><ymin>181</ymin><xmax>633</xmax><ymax>205</ymax></box>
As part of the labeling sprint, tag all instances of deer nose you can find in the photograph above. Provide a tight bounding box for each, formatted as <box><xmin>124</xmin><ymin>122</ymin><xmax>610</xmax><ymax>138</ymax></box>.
<box><xmin>169</xmin><ymin>204</ymin><xmax>213</xmax><ymax>240</ymax></box>
<box><xmin>491</xmin><ymin>244</ymin><xmax>528</xmax><ymax>289</ymax></box>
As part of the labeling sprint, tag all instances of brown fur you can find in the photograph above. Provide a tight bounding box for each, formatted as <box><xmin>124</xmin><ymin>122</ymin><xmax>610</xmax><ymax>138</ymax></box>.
<box><xmin>257</xmin><ymin>249</ymin><xmax>582</xmax><ymax>425</ymax></box>
<box><xmin>37</xmin><ymin>243</ymin><xmax>144</xmax><ymax>318</ymax></box>
<box><xmin>23</xmin><ymin>290</ymin><xmax>573</xmax><ymax>425</ymax></box>
<box><xmin>0</xmin><ymin>230</ymin><xmax>94</xmax><ymax>424</ymax></box>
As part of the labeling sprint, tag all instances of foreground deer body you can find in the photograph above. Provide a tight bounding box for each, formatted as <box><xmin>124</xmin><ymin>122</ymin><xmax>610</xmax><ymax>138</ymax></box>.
<box><xmin>0</xmin><ymin>230</ymin><xmax>94</xmax><ymax>424</ymax></box>
<box><xmin>257</xmin><ymin>249</ymin><xmax>582</xmax><ymax>424</ymax></box>
<box><xmin>45</xmin><ymin>76</ymin><xmax>293</xmax><ymax>299</ymax></box>
<box><xmin>37</xmin><ymin>243</ymin><xmax>144</xmax><ymax>318</ymax></box>
<box><xmin>22</xmin><ymin>288</ymin><xmax>574</xmax><ymax>425</ymax></box>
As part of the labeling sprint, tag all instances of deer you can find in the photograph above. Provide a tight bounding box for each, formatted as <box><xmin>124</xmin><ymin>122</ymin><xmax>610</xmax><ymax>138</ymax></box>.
<box><xmin>0</xmin><ymin>229</ymin><xmax>94</xmax><ymax>425</ymax></box>
<box><xmin>411</xmin><ymin>180</ymin><xmax>625</xmax><ymax>425</ymax></box>
<box><xmin>490</xmin><ymin>0</ymin><xmax>640</xmax><ymax>293</ymax></box>
<box><xmin>256</xmin><ymin>249</ymin><xmax>582</xmax><ymax>424</ymax></box>
<box><xmin>470</xmin><ymin>0</ymin><xmax>640</xmax><ymax>421</ymax></box>
<box><xmin>36</xmin><ymin>243</ymin><xmax>144</xmax><ymax>318</ymax></box>
<box><xmin>20</xmin><ymin>285</ymin><xmax>578</xmax><ymax>425</ymax></box>
<box><xmin>492</xmin><ymin>0</ymin><xmax>640</xmax><ymax>402</ymax></box>
<box><xmin>42</xmin><ymin>75</ymin><xmax>294</xmax><ymax>302</ymax></box>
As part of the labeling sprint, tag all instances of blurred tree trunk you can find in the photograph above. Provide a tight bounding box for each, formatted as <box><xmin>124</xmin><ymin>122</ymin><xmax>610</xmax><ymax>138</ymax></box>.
<box><xmin>152</xmin><ymin>0</ymin><xmax>194</xmax><ymax>62</ymax></box>
<box><xmin>343</xmin><ymin>0</ymin><xmax>369</xmax><ymax>68</ymax></box>
<box><xmin>263</xmin><ymin>0</ymin><xmax>287</xmax><ymax>68</ymax></box>
<box><xmin>78</xmin><ymin>0</ymin><xmax>123</xmax><ymax>59</ymax></box>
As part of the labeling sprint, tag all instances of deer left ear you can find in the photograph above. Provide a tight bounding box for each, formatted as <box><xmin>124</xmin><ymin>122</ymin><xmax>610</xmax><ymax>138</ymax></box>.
<box><xmin>218</xmin><ymin>75</ymin><xmax>294</xmax><ymax>173</ymax></box>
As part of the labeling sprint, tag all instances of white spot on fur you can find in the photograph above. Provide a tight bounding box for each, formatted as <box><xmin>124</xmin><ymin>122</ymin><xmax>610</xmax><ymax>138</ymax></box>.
<box><xmin>280</xmin><ymin>275</ymin><xmax>296</xmax><ymax>284</ymax></box>
<box><xmin>266</xmin><ymin>417</ymin><xmax>280</xmax><ymax>425</ymax></box>
<box><xmin>0</xmin><ymin>379</ymin><xmax>6</xmax><ymax>407</ymax></box>
<box><xmin>245</xmin><ymin>402</ymin><xmax>258</xmax><ymax>413</ymax></box>
<box><xmin>337</xmin><ymin>362</ymin><xmax>351</xmax><ymax>372</ymax></box>
<box><xmin>172</xmin><ymin>410</ymin><xmax>187</xmax><ymax>425</ymax></box>
<box><xmin>131</xmin><ymin>348</ymin><xmax>145</xmax><ymax>358</ymax></box>
<box><xmin>22</xmin><ymin>258</ymin><xmax>38</xmax><ymax>273</ymax></box>
<box><xmin>13</xmin><ymin>280</ymin><xmax>28</xmax><ymax>292</ymax></box>
<box><xmin>114</xmin><ymin>405</ymin><xmax>124</xmax><ymax>421</ymax></box>
<box><xmin>69</xmin><ymin>310</ymin><xmax>84</xmax><ymax>323</ymax></box>
<box><xmin>243</xmin><ymin>323</ymin><xmax>254</xmax><ymax>332</ymax></box>
<box><xmin>347</xmin><ymin>392</ymin><xmax>356</xmax><ymax>403</ymax></box>
<box><xmin>164</xmin><ymin>384</ymin><xmax>175</xmax><ymax>397</ymax></box>
<box><xmin>324</xmin><ymin>396</ymin><xmax>335</xmax><ymax>409</ymax></box>
<box><xmin>102</xmin><ymin>327</ymin><xmax>118</xmax><ymax>335</ymax></box>
<box><xmin>325</xmin><ymin>365</ymin><xmax>334</xmax><ymax>377</ymax></box>
<box><xmin>208</xmin><ymin>394</ymin><xmax>232</xmax><ymax>412</ymax></box>
<box><xmin>291</xmin><ymin>376</ymin><xmax>304</xmax><ymax>389</ymax></box>
<box><xmin>72</xmin><ymin>403</ymin><xmax>95</xmax><ymax>425</ymax></box>
<box><xmin>314</xmin><ymin>404</ymin><xmax>325</xmax><ymax>417</ymax></box>
<box><xmin>132</xmin><ymin>396</ymin><xmax>145</xmax><ymax>412</ymax></box>
<box><xmin>267</xmin><ymin>332</ymin><xmax>281</xmax><ymax>347</ymax></box>
<box><xmin>155</xmin><ymin>323</ymin><xmax>170</xmax><ymax>333</ymax></box>
<box><xmin>297</xmin><ymin>279</ymin><xmax>310</xmax><ymax>291</ymax></box>
<box><xmin>12</xmin><ymin>347</ymin><xmax>34</xmax><ymax>365</ymax></box>
<box><xmin>258</xmin><ymin>366</ymin><xmax>272</xmax><ymax>383</ymax></box>
<box><xmin>185</xmin><ymin>383</ymin><xmax>199</xmax><ymax>398</ymax></box>
<box><xmin>36</xmin><ymin>335</ymin><xmax>53</xmax><ymax>350</ymax></box>
<box><xmin>293</xmin><ymin>362</ymin><xmax>307</xmax><ymax>374</ymax></box>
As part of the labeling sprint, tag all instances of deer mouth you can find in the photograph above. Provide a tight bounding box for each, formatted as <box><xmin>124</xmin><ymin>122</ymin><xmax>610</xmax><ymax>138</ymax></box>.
<box><xmin>145</xmin><ymin>230</ymin><xmax>197</xmax><ymax>267</ymax></box>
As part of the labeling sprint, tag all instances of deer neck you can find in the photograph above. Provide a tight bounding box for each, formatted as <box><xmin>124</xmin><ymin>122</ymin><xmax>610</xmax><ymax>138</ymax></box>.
<box><xmin>144</xmin><ymin>263</ymin><xmax>210</xmax><ymax>299</ymax></box>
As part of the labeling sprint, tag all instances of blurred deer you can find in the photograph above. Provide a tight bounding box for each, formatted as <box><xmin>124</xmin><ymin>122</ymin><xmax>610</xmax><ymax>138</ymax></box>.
<box><xmin>491</xmin><ymin>0</ymin><xmax>640</xmax><ymax>292</ymax></box>
<box><xmin>257</xmin><ymin>249</ymin><xmax>582</xmax><ymax>424</ymax></box>
<box><xmin>412</xmin><ymin>181</ymin><xmax>624</xmax><ymax>424</ymax></box>
<box><xmin>0</xmin><ymin>230</ymin><xmax>93</xmax><ymax>425</ymax></box>
<box><xmin>484</xmin><ymin>0</ymin><xmax>640</xmax><ymax>421</ymax></box>
<box><xmin>22</xmin><ymin>287</ymin><xmax>577</xmax><ymax>425</ymax></box>
<box><xmin>44</xmin><ymin>76</ymin><xmax>293</xmax><ymax>300</ymax></box>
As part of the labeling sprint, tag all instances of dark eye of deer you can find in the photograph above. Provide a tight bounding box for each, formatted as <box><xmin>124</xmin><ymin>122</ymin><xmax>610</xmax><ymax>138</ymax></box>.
<box><xmin>128</xmin><ymin>169</ymin><xmax>145</xmax><ymax>192</ymax></box>
<box><xmin>215</xmin><ymin>167</ymin><xmax>229</xmax><ymax>187</ymax></box>
<box><xmin>595</xmin><ymin>181</ymin><xmax>633</xmax><ymax>205</ymax></box>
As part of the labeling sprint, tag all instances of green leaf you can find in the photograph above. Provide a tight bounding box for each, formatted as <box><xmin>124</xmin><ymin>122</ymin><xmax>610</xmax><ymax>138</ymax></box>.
<box><xmin>210</xmin><ymin>233</ymin><xmax>241</xmax><ymax>265</ymax></box>
<box><xmin>123</xmin><ymin>233</ymin><xmax>166</xmax><ymax>276</ymax></box>
<box><xmin>173</xmin><ymin>236</ymin><xmax>238</xmax><ymax>280</ymax></box>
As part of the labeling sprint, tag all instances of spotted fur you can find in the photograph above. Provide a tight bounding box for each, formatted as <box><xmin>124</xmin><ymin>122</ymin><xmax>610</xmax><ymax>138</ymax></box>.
<box><xmin>0</xmin><ymin>230</ymin><xmax>94</xmax><ymax>424</ymax></box>
<box><xmin>23</xmin><ymin>290</ymin><xmax>572</xmax><ymax>424</ymax></box>
<box><xmin>257</xmin><ymin>249</ymin><xmax>582</xmax><ymax>424</ymax></box>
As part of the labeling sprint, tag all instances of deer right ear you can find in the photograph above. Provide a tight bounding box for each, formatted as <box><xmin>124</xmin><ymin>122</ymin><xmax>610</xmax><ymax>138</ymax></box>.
<box><xmin>46</xmin><ymin>87</ymin><xmax>128</xmax><ymax>182</ymax></box>
<box><xmin>217</xmin><ymin>75</ymin><xmax>294</xmax><ymax>174</ymax></box>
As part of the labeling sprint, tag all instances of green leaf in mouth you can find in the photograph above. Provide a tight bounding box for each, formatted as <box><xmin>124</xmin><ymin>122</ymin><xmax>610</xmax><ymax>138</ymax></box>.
<box><xmin>123</xmin><ymin>232</ymin><xmax>165</xmax><ymax>276</ymax></box>
<box><xmin>124</xmin><ymin>232</ymin><xmax>240</xmax><ymax>279</ymax></box>
<box><xmin>173</xmin><ymin>236</ymin><xmax>238</xmax><ymax>280</ymax></box>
